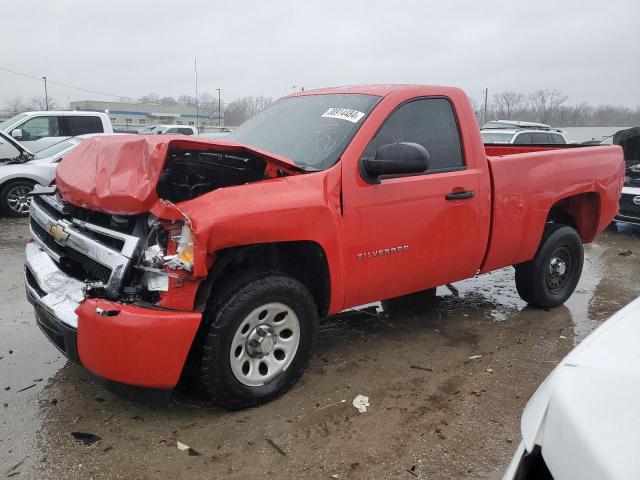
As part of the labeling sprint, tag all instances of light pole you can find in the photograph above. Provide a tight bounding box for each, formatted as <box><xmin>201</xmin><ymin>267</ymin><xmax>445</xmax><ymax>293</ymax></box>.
<box><xmin>42</xmin><ymin>76</ymin><xmax>49</xmax><ymax>110</ymax></box>
<box><xmin>216</xmin><ymin>88</ymin><xmax>221</xmax><ymax>126</ymax></box>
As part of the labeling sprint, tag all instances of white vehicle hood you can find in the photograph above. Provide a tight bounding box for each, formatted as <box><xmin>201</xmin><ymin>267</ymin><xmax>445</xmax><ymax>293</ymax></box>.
<box><xmin>520</xmin><ymin>297</ymin><xmax>640</xmax><ymax>479</ymax></box>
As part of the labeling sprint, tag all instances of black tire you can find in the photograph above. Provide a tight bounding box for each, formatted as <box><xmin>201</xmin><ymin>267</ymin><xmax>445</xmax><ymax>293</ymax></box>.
<box><xmin>0</xmin><ymin>180</ymin><xmax>36</xmax><ymax>217</ymax></box>
<box><xmin>515</xmin><ymin>224</ymin><xmax>584</xmax><ymax>309</ymax></box>
<box><xmin>197</xmin><ymin>269</ymin><xmax>319</xmax><ymax>410</ymax></box>
<box><xmin>381</xmin><ymin>287</ymin><xmax>437</xmax><ymax>314</ymax></box>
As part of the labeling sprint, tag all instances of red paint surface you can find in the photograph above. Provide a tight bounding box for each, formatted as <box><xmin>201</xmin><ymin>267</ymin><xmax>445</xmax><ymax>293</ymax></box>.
<box><xmin>57</xmin><ymin>85</ymin><xmax>624</xmax><ymax>390</ymax></box>
<box><xmin>484</xmin><ymin>144</ymin><xmax>568</xmax><ymax>156</ymax></box>
<box><xmin>76</xmin><ymin>299</ymin><xmax>201</xmax><ymax>388</ymax></box>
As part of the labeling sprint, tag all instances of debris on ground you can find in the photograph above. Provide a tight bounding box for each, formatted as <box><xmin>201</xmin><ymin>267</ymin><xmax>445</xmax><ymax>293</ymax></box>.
<box><xmin>265</xmin><ymin>438</ymin><xmax>286</xmax><ymax>456</ymax></box>
<box><xmin>5</xmin><ymin>459</ymin><xmax>24</xmax><ymax>477</ymax></box>
<box><xmin>406</xmin><ymin>464</ymin><xmax>418</xmax><ymax>477</ymax></box>
<box><xmin>468</xmin><ymin>355</ymin><xmax>482</xmax><ymax>361</ymax></box>
<box><xmin>17</xmin><ymin>384</ymin><xmax>36</xmax><ymax>392</ymax></box>
<box><xmin>317</xmin><ymin>399</ymin><xmax>346</xmax><ymax>410</ymax></box>
<box><xmin>618</xmin><ymin>249</ymin><xmax>633</xmax><ymax>256</ymax></box>
<box><xmin>486</xmin><ymin>368</ymin><xmax>494</xmax><ymax>374</ymax></box>
<box><xmin>410</xmin><ymin>365</ymin><xmax>433</xmax><ymax>372</ymax></box>
<box><xmin>71</xmin><ymin>432</ymin><xmax>101</xmax><ymax>446</ymax></box>
<box><xmin>176</xmin><ymin>441</ymin><xmax>200</xmax><ymax>456</ymax></box>
<box><xmin>352</xmin><ymin>395</ymin><xmax>370</xmax><ymax>413</ymax></box>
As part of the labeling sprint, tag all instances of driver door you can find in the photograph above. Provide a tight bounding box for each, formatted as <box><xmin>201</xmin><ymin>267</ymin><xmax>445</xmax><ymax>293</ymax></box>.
<box><xmin>342</xmin><ymin>97</ymin><xmax>488</xmax><ymax>307</ymax></box>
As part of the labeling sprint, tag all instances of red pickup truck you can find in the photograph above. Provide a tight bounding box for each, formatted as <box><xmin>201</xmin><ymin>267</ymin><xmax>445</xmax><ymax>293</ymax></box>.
<box><xmin>25</xmin><ymin>85</ymin><xmax>624</xmax><ymax>408</ymax></box>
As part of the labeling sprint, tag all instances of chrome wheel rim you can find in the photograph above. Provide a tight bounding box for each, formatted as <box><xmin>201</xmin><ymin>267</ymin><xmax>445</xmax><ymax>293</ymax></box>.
<box><xmin>229</xmin><ymin>302</ymin><xmax>300</xmax><ymax>387</ymax></box>
<box><xmin>546</xmin><ymin>246</ymin><xmax>572</xmax><ymax>293</ymax></box>
<box><xmin>6</xmin><ymin>185</ymin><xmax>32</xmax><ymax>214</ymax></box>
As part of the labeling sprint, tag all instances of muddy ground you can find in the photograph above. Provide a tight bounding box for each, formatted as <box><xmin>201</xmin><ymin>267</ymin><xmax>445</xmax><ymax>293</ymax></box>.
<box><xmin>1</xmin><ymin>217</ymin><xmax>639</xmax><ymax>480</ymax></box>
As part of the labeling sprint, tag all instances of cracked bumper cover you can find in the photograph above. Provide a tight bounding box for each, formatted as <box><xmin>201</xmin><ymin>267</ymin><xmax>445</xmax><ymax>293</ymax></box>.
<box><xmin>25</xmin><ymin>242</ymin><xmax>202</xmax><ymax>390</ymax></box>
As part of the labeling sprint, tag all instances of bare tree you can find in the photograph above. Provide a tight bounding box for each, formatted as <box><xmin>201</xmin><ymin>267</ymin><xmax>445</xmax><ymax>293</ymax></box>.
<box><xmin>527</xmin><ymin>89</ymin><xmax>568</xmax><ymax>123</ymax></box>
<box><xmin>29</xmin><ymin>96</ymin><xmax>58</xmax><ymax>111</ymax></box>
<box><xmin>245</xmin><ymin>96</ymin><xmax>273</xmax><ymax>118</ymax></box>
<box><xmin>223</xmin><ymin>96</ymin><xmax>273</xmax><ymax>126</ymax></box>
<box><xmin>138</xmin><ymin>92</ymin><xmax>160</xmax><ymax>104</ymax></box>
<box><xmin>159</xmin><ymin>96</ymin><xmax>177</xmax><ymax>105</ymax></box>
<box><xmin>493</xmin><ymin>91</ymin><xmax>526</xmax><ymax>119</ymax></box>
<box><xmin>177</xmin><ymin>95</ymin><xmax>197</xmax><ymax>107</ymax></box>
<box><xmin>5</xmin><ymin>97</ymin><xmax>27</xmax><ymax>115</ymax></box>
<box><xmin>198</xmin><ymin>92</ymin><xmax>219</xmax><ymax>121</ymax></box>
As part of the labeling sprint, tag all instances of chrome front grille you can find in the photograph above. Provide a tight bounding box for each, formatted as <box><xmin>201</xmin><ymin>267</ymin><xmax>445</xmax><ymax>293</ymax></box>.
<box><xmin>29</xmin><ymin>193</ymin><xmax>140</xmax><ymax>297</ymax></box>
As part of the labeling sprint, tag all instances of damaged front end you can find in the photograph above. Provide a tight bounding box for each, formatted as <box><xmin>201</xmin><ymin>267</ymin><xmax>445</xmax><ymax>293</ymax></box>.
<box><xmin>25</xmin><ymin>187</ymin><xmax>204</xmax><ymax>393</ymax></box>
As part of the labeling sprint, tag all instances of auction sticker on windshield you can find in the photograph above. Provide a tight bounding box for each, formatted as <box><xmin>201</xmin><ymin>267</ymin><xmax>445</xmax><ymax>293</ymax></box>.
<box><xmin>322</xmin><ymin>108</ymin><xmax>365</xmax><ymax>123</ymax></box>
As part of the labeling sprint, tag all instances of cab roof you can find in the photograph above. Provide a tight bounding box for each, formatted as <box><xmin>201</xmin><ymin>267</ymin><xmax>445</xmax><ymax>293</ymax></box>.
<box><xmin>287</xmin><ymin>84</ymin><xmax>459</xmax><ymax>98</ymax></box>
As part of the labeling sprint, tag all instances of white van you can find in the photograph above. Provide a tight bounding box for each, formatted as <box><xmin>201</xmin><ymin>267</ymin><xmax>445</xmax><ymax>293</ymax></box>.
<box><xmin>0</xmin><ymin>111</ymin><xmax>113</xmax><ymax>151</ymax></box>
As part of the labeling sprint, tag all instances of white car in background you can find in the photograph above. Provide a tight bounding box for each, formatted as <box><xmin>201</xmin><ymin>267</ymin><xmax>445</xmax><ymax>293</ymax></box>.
<box><xmin>0</xmin><ymin>131</ymin><xmax>103</xmax><ymax>216</ymax></box>
<box><xmin>503</xmin><ymin>296</ymin><xmax>640</xmax><ymax>480</ymax></box>
<box><xmin>0</xmin><ymin>111</ymin><xmax>113</xmax><ymax>151</ymax></box>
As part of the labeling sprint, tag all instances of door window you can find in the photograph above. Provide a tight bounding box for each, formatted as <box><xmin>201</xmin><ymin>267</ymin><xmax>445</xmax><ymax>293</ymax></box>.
<box><xmin>530</xmin><ymin>132</ymin><xmax>552</xmax><ymax>144</ymax></box>
<box><xmin>363</xmin><ymin>98</ymin><xmax>464</xmax><ymax>172</ymax></box>
<box><xmin>513</xmin><ymin>133</ymin><xmax>532</xmax><ymax>144</ymax></box>
<box><xmin>19</xmin><ymin>116</ymin><xmax>60</xmax><ymax>140</ymax></box>
<box><xmin>64</xmin><ymin>116</ymin><xmax>104</xmax><ymax>135</ymax></box>
<box><xmin>551</xmin><ymin>133</ymin><xmax>566</xmax><ymax>144</ymax></box>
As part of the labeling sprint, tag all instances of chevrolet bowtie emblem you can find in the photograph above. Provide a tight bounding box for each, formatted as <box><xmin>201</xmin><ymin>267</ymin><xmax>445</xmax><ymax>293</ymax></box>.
<box><xmin>49</xmin><ymin>223</ymin><xmax>69</xmax><ymax>242</ymax></box>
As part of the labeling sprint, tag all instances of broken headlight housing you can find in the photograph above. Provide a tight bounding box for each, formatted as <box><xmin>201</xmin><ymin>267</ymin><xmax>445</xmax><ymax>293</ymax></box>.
<box><xmin>137</xmin><ymin>218</ymin><xmax>195</xmax><ymax>292</ymax></box>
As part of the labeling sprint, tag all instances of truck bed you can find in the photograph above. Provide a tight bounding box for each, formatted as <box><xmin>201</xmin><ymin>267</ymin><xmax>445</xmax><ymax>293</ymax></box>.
<box><xmin>484</xmin><ymin>143</ymin><xmax>592</xmax><ymax>157</ymax></box>
<box><xmin>480</xmin><ymin>144</ymin><xmax>624</xmax><ymax>273</ymax></box>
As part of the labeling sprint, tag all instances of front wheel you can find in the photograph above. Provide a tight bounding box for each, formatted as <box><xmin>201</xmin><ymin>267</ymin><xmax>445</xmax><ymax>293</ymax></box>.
<box><xmin>515</xmin><ymin>224</ymin><xmax>584</xmax><ymax>309</ymax></box>
<box><xmin>197</xmin><ymin>270</ymin><xmax>319</xmax><ymax>410</ymax></box>
<box><xmin>0</xmin><ymin>180</ymin><xmax>36</xmax><ymax>217</ymax></box>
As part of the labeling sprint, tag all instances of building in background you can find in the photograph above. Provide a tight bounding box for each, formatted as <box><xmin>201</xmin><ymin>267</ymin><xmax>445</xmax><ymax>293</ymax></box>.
<box><xmin>69</xmin><ymin>100</ymin><xmax>223</xmax><ymax>131</ymax></box>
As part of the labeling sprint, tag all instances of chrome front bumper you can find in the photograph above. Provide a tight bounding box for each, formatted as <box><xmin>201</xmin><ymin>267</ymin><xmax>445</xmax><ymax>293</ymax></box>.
<box><xmin>25</xmin><ymin>242</ymin><xmax>85</xmax><ymax>328</ymax></box>
<box><xmin>29</xmin><ymin>192</ymin><xmax>140</xmax><ymax>297</ymax></box>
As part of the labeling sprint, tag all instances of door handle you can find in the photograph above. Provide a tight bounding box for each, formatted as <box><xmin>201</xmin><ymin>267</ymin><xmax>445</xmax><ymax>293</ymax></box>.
<box><xmin>445</xmin><ymin>190</ymin><xmax>475</xmax><ymax>200</ymax></box>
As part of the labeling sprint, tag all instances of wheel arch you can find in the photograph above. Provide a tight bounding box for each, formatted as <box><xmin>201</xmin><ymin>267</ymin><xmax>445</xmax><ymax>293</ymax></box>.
<box><xmin>195</xmin><ymin>240</ymin><xmax>331</xmax><ymax>316</ymax></box>
<box><xmin>0</xmin><ymin>175</ymin><xmax>41</xmax><ymax>191</ymax></box>
<box><xmin>546</xmin><ymin>191</ymin><xmax>601</xmax><ymax>243</ymax></box>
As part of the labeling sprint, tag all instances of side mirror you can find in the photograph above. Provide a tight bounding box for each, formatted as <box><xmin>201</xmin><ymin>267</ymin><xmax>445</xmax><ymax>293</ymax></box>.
<box><xmin>11</xmin><ymin>128</ymin><xmax>23</xmax><ymax>139</ymax></box>
<box><xmin>359</xmin><ymin>142</ymin><xmax>430</xmax><ymax>184</ymax></box>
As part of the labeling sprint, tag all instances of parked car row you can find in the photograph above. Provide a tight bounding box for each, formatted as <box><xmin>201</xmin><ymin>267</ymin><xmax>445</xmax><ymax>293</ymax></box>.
<box><xmin>0</xmin><ymin>110</ymin><xmax>235</xmax><ymax>216</ymax></box>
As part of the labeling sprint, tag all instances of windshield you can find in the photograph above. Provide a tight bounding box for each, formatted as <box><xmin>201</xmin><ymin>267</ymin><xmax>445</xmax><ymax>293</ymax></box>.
<box><xmin>481</xmin><ymin>132</ymin><xmax>514</xmax><ymax>144</ymax></box>
<box><xmin>227</xmin><ymin>94</ymin><xmax>381</xmax><ymax>170</ymax></box>
<box><xmin>34</xmin><ymin>137</ymin><xmax>83</xmax><ymax>160</ymax></box>
<box><xmin>0</xmin><ymin>113</ymin><xmax>28</xmax><ymax>131</ymax></box>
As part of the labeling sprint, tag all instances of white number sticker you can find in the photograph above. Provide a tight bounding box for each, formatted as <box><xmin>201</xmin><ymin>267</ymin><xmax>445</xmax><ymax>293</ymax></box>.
<box><xmin>321</xmin><ymin>107</ymin><xmax>365</xmax><ymax>123</ymax></box>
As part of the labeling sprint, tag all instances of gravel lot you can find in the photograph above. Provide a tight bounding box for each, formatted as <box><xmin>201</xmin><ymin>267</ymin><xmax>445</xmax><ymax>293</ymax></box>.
<box><xmin>1</xmin><ymin>217</ymin><xmax>639</xmax><ymax>479</ymax></box>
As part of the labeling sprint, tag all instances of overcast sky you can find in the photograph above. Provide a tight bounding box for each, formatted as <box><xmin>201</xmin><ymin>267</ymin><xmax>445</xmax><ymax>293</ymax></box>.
<box><xmin>1</xmin><ymin>0</ymin><xmax>638</xmax><ymax>108</ymax></box>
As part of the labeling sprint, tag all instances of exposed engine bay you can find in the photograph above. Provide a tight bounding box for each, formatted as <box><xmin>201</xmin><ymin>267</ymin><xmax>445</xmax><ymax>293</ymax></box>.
<box><xmin>157</xmin><ymin>148</ymin><xmax>290</xmax><ymax>203</ymax></box>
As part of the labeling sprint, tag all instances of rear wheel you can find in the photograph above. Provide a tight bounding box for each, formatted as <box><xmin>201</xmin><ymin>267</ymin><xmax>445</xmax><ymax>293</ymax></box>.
<box><xmin>0</xmin><ymin>180</ymin><xmax>36</xmax><ymax>217</ymax></box>
<box><xmin>197</xmin><ymin>269</ymin><xmax>319</xmax><ymax>410</ymax></box>
<box><xmin>515</xmin><ymin>224</ymin><xmax>583</xmax><ymax>309</ymax></box>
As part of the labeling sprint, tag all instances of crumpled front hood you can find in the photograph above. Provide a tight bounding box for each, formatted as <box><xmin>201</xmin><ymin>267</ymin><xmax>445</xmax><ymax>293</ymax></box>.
<box><xmin>520</xmin><ymin>297</ymin><xmax>640</xmax><ymax>479</ymax></box>
<box><xmin>56</xmin><ymin>135</ymin><xmax>302</xmax><ymax>215</ymax></box>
